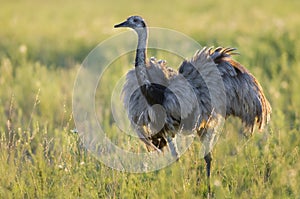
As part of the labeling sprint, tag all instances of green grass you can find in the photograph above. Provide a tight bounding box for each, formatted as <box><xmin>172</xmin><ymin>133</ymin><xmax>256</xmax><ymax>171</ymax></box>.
<box><xmin>1</xmin><ymin>0</ymin><xmax>300</xmax><ymax>198</ymax></box>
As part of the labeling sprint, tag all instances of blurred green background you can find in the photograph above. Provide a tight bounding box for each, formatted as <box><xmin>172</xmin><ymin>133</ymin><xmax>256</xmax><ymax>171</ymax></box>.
<box><xmin>0</xmin><ymin>0</ymin><xmax>299</xmax><ymax>198</ymax></box>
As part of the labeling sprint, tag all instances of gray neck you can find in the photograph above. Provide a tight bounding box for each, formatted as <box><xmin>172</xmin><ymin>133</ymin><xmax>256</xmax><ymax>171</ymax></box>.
<box><xmin>134</xmin><ymin>28</ymin><xmax>150</xmax><ymax>86</ymax></box>
<box><xmin>135</xmin><ymin>28</ymin><xmax>148</xmax><ymax>67</ymax></box>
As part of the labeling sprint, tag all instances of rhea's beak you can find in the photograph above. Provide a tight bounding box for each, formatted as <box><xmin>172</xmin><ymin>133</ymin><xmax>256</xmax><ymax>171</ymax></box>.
<box><xmin>114</xmin><ymin>20</ymin><xmax>129</xmax><ymax>28</ymax></box>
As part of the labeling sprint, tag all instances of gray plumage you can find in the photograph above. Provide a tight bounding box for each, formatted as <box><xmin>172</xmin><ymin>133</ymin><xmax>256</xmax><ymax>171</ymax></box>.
<box><xmin>114</xmin><ymin>16</ymin><xmax>271</xmax><ymax>192</ymax></box>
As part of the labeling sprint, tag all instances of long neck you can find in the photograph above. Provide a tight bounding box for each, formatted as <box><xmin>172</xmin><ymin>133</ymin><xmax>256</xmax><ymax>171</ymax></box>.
<box><xmin>134</xmin><ymin>28</ymin><xmax>149</xmax><ymax>86</ymax></box>
<box><xmin>134</xmin><ymin>27</ymin><xmax>166</xmax><ymax>106</ymax></box>
<box><xmin>135</xmin><ymin>28</ymin><xmax>148</xmax><ymax>67</ymax></box>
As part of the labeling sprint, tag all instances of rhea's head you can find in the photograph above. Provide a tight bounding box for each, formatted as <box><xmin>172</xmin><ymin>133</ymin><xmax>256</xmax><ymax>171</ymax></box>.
<box><xmin>114</xmin><ymin>16</ymin><xmax>146</xmax><ymax>30</ymax></box>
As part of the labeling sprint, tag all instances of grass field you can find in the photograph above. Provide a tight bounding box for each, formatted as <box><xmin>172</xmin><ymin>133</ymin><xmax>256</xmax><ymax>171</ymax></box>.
<box><xmin>1</xmin><ymin>0</ymin><xmax>300</xmax><ymax>198</ymax></box>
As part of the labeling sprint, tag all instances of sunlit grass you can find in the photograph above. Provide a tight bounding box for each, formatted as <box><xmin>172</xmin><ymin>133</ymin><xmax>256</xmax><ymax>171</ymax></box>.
<box><xmin>0</xmin><ymin>0</ymin><xmax>300</xmax><ymax>198</ymax></box>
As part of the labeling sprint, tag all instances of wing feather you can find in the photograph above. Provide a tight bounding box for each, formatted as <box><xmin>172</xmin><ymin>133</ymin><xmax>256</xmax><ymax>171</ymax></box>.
<box><xmin>208</xmin><ymin>47</ymin><xmax>271</xmax><ymax>131</ymax></box>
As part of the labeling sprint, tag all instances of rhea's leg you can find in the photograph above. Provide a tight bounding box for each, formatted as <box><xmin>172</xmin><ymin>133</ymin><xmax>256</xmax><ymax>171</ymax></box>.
<box><xmin>166</xmin><ymin>136</ymin><xmax>179</xmax><ymax>160</ymax></box>
<box><xmin>204</xmin><ymin>152</ymin><xmax>212</xmax><ymax>194</ymax></box>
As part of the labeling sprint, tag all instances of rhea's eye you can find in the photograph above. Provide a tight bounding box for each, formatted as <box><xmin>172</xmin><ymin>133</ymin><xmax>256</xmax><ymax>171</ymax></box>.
<box><xmin>133</xmin><ymin>18</ymin><xmax>138</xmax><ymax>23</ymax></box>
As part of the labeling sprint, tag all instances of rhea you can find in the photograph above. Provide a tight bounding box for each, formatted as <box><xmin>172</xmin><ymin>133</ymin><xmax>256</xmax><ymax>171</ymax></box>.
<box><xmin>114</xmin><ymin>16</ymin><xmax>271</xmax><ymax>193</ymax></box>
